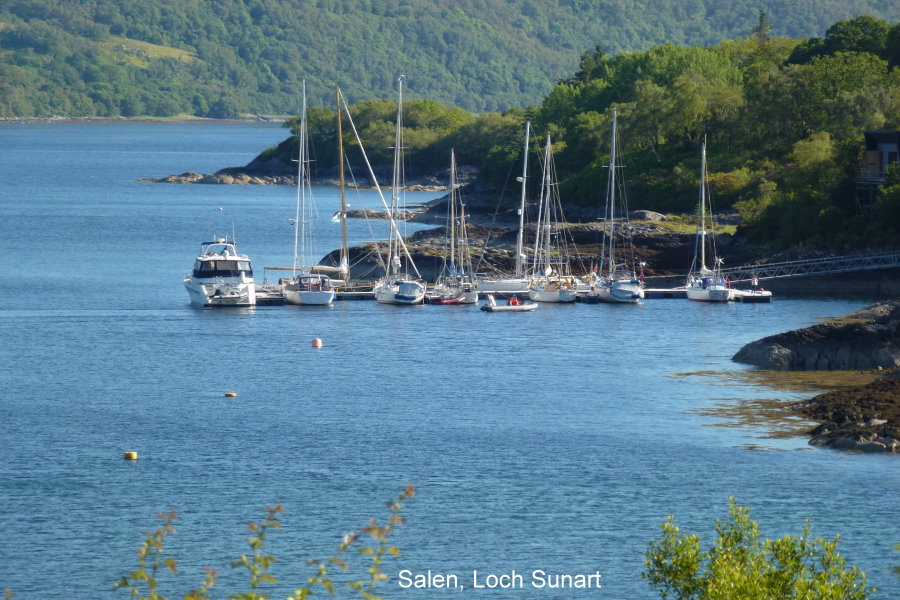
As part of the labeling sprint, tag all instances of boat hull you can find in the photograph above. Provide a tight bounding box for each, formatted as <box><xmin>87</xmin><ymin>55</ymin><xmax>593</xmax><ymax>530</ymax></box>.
<box><xmin>480</xmin><ymin>295</ymin><xmax>537</xmax><ymax>312</ymax></box>
<box><xmin>374</xmin><ymin>280</ymin><xmax>426</xmax><ymax>305</ymax></box>
<box><xmin>284</xmin><ymin>289</ymin><xmax>335</xmax><ymax>305</ymax></box>
<box><xmin>733</xmin><ymin>289</ymin><xmax>773</xmax><ymax>303</ymax></box>
<box><xmin>481</xmin><ymin>302</ymin><xmax>537</xmax><ymax>312</ymax></box>
<box><xmin>588</xmin><ymin>281</ymin><xmax>644</xmax><ymax>303</ymax></box>
<box><xmin>429</xmin><ymin>290</ymin><xmax>479</xmax><ymax>305</ymax></box>
<box><xmin>528</xmin><ymin>286</ymin><xmax>577</xmax><ymax>303</ymax></box>
<box><xmin>184</xmin><ymin>279</ymin><xmax>256</xmax><ymax>307</ymax></box>
<box><xmin>686</xmin><ymin>286</ymin><xmax>734</xmax><ymax>302</ymax></box>
<box><xmin>283</xmin><ymin>275</ymin><xmax>336</xmax><ymax>306</ymax></box>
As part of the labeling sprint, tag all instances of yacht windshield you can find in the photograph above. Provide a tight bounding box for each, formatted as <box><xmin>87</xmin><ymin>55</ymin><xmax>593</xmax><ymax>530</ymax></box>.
<box><xmin>193</xmin><ymin>260</ymin><xmax>253</xmax><ymax>278</ymax></box>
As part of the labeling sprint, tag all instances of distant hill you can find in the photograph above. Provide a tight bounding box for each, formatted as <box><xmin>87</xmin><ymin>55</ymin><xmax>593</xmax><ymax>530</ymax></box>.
<box><xmin>1</xmin><ymin>0</ymin><xmax>899</xmax><ymax>117</ymax></box>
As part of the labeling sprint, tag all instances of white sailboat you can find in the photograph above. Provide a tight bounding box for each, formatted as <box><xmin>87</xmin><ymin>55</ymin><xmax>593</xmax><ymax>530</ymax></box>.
<box><xmin>527</xmin><ymin>134</ymin><xmax>579</xmax><ymax>303</ymax></box>
<box><xmin>588</xmin><ymin>108</ymin><xmax>645</xmax><ymax>304</ymax></box>
<box><xmin>272</xmin><ymin>83</ymin><xmax>339</xmax><ymax>305</ymax></box>
<box><xmin>477</xmin><ymin>122</ymin><xmax>532</xmax><ymax>293</ymax></box>
<box><xmin>373</xmin><ymin>76</ymin><xmax>426</xmax><ymax>305</ymax></box>
<box><xmin>686</xmin><ymin>139</ymin><xmax>734</xmax><ymax>302</ymax></box>
<box><xmin>429</xmin><ymin>149</ymin><xmax>478</xmax><ymax>304</ymax></box>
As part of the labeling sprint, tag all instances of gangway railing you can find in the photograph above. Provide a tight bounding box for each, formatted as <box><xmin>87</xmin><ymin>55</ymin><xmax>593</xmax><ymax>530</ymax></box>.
<box><xmin>722</xmin><ymin>250</ymin><xmax>900</xmax><ymax>282</ymax></box>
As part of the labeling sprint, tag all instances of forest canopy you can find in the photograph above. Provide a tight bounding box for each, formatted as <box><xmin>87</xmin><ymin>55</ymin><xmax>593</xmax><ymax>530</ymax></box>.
<box><xmin>1</xmin><ymin>0</ymin><xmax>899</xmax><ymax>115</ymax></box>
<box><xmin>277</xmin><ymin>14</ymin><xmax>899</xmax><ymax>251</ymax></box>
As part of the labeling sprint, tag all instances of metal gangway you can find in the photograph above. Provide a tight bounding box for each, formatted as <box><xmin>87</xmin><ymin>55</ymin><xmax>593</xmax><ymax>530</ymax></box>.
<box><xmin>722</xmin><ymin>250</ymin><xmax>900</xmax><ymax>282</ymax></box>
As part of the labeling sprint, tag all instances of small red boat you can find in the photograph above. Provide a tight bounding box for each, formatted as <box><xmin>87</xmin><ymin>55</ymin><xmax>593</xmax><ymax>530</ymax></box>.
<box><xmin>428</xmin><ymin>294</ymin><xmax>466</xmax><ymax>305</ymax></box>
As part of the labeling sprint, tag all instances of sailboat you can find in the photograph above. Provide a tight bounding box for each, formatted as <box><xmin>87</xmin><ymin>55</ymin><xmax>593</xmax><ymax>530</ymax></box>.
<box><xmin>373</xmin><ymin>76</ymin><xmax>426</xmax><ymax>305</ymax></box>
<box><xmin>271</xmin><ymin>83</ymin><xmax>339</xmax><ymax>305</ymax></box>
<box><xmin>429</xmin><ymin>149</ymin><xmax>479</xmax><ymax>304</ymax></box>
<box><xmin>587</xmin><ymin>108</ymin><xmax>644</xmax><ymax>303</ymax></box>
<box><xmin>686</xmin><ymin>139</ymin><xmax>733</xmax><ymax>302</ymax></box>
<box><xmin>527</xmin><ymin>134</ymin><xmax>579</xmax><ymax>303</ymax></box>
<box><xmin>477</xmin><ymin>122</ymin><xmax>532</xmax><ymax>293</ymax></box>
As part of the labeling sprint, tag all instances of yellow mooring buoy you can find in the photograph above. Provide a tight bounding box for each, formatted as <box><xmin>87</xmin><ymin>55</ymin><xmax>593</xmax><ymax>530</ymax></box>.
<box><xmin>224</xmin><ymin>392</ymin><xmax>237</xmax><ymax>397</ymax></box>
<box><xmin>123</xmin><ymin>451</ymin><xmax>138</xmax><ymax>460</ymax></box>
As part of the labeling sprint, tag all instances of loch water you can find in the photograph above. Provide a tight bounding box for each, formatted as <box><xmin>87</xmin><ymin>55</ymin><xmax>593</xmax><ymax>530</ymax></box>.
<box><xmin>0</xmin><ymin>122</ymin><xmax>897</xmax><ymax>599</ymax></box>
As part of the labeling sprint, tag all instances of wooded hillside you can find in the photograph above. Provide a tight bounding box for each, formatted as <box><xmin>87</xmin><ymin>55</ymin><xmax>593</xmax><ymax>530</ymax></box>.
<box><xmin>263</xmin><ymin>14</ymin><xmax>900</xmax><ymax>253</ymax></box>
<box><xmin>1</xmin><ymin>0</ymin><xmax>899</xmax><ymax>116</ymax></box>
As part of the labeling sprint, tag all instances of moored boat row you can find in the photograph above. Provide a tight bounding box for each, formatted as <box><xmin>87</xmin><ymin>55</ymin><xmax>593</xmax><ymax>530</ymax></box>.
<box><xmin>184</xmin><ymin>81</ymin><xmax>770</xmax><ymax>309</ymax></box>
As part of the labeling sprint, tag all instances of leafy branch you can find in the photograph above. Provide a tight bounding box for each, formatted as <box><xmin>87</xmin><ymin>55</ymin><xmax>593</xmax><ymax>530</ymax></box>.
<box><xmin>114</xmin><ymin>486</ymin><xmax>415</xmax><ymax>600</ymax></box>
<box><xmin>114</xmin><ymin>509</ymin><xmax>180</xmax><ymax>600</ymax></box>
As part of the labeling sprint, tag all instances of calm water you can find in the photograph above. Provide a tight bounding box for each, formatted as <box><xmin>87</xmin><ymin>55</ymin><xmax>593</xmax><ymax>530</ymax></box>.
<box><xmin>0</xmin><ymin>123</ymin><xmax>897</xmax><ymax>599</ymax></box>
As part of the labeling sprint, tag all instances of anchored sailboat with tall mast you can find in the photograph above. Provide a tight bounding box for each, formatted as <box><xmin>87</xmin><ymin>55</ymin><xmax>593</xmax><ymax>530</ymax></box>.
<box><xmin>277</xmin><ymin>82</ymin><xmax>337</xmax><ymax>305</ymax></box>
<box><xmin>686</xmin><ymin>139</ymin><xmax>733</xmax><ymax>302</ymax></box>
<box><xmin>527</xmin><ymin>133</ymin><xmax>579</xmax><ymax>303</ymax></box>
<box><xmin>430</xmin><ymin>149</ymin><xmax>478</xmax><ymax>304</ymax></box>
<box><xmin>588</xmin><ymin>108</ymin><xmax>644</xmax><ymax>303</ymax></box>
<box><xmin>268</xmin><ymin>85</ymin><xmax>350</xmax><ymax>303</ymax></box>
<box><xmin>373</xmin><ymin>76</ymin><xmax>426</xmax><ymax>305</ymax></box>
<box><xmin>477</xmin><ymin>122</ymin><xmax>533</xmax><ymax>293</ymax></box>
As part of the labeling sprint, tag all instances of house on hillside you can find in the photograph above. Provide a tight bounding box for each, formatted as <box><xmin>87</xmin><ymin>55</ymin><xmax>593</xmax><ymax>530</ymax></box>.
<box><xmin>857</xmin><ymin>130</ymin><xmax>899</xmax><ymax>208</ymax></box>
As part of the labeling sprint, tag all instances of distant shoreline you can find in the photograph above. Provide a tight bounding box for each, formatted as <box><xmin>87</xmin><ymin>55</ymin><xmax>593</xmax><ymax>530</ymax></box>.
<box><xmin>0</xmin><ymin>115</ymin><xmax>289</xmax><ymax>125</ymax></box>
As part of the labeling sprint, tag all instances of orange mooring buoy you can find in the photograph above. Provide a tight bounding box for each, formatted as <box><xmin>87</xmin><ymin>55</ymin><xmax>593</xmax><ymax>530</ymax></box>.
<box><xmin>311</xmin><ymin>337</ymin><xmax>323</xmax><ymax>348</ymax></box>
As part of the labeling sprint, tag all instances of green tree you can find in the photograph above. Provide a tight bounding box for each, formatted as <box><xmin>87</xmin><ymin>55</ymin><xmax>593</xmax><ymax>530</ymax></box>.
<box><xmin>873</xmin><ymin>164</ymin><xmax>900</xmax><ymax>239</ymax></box>
<box><xmin>750</xmin><ymin>10</ymin><xmax>771</xmax><ymax>47</ymax></box>
<box><xmin>821</xmin><ymin>16</ymin><xmax>890</xmax><ymax>59</ymax></box>
<box><xmin>643</xmin><ymin>498</ymin><xmax>874</xmax><ymax>600</ymax></box>
<box><xmin>887</xmin><ymin>23</ymin><xmax>900</xmax><ymax>67</ymax></box>
<box><xmin>767</xmin><ymin>52</ymin><xmax>889</xmax><ymax>139</ymax></box>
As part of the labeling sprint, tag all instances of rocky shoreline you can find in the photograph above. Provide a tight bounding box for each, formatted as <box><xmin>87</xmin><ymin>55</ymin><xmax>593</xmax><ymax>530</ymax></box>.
<box><xmin>732</xmin><ymin>302</ymin><xmax>900</xmax><ymax>370</ymax></box>
<box><xmin>794</xmin><ymin>376</ymin><xmax>900</xmax><ymax>453</ymax></box>
<box><xmin>0</xmin><ymin>115</ymin><xmax>287</xmax><ymax>125</ymax></box>
<box><xmin>733</xmin><ymin>301</ymin><xmax>900</xmax><ymax>453</ymax></box>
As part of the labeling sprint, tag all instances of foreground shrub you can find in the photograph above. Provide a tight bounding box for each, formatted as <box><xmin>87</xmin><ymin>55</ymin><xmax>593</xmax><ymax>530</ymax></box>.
<box><xmin>642</xmin><ymin>497</ymin><xmax>873</xmax><ymax>600</ymax></box>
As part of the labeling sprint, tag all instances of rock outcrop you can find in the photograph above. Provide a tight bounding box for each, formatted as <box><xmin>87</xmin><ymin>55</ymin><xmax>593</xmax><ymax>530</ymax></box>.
<box><xmin>792</xmin><ymin>377</ymin><xmax>900</xmax><ymax>453</ymax></box>
<box><xmin>139</xmin><ymin>171</ymin><xmax>293</xmax><ymax>185</ymax></box>
<box><xmin>732</xmin><ymin>301</ymin><xmax>900</xmax><ymax>370</ymax></box>
<box><xmin>733</xmin><ymin>301</ymin><xmax>900</xmax><ymax>453</ymax></box>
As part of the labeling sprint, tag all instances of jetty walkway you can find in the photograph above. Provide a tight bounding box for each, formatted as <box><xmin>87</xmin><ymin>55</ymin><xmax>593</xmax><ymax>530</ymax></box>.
<box><xmin>721</xmin><ymin>250</ymin><xmax>900</xmax><ymax>282</ymax></box>
<box><xmin>255</xmin><ymin>251</ymin><xmax>900</xmax><ymax>304</ymax></box>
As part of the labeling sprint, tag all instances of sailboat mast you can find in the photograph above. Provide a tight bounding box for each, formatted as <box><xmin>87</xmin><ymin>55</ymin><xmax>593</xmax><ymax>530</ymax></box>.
<box><xmin>699</xmin><ymin>139</ymin><xmax>707</xmax><ymax>271</ymax></box>
<box><xmin>336</xmin><ymin>87</ymin><xmax>349</xmax><ymax>282</ymax></box>
<box><xmin>533</xmin><ymin>135</ymin><xmax>553</xmax><ymax>275</ymax></box>
<box><xmin>450</xmin><ymin>149</ymin><xmax>457</xmax><ymax>272</ymax></box>
<box><xmin>515</xmin><ymin>122</ymin><xmax>530</xmax><ymax>278</ymax></box>
<box><xmin>299</xmin><ymin>81</ymin><xmax>308</xmax><ymax>271</ymax></box>
<box><xmin>606</xmin><ymin>108</ymin><xmax>618</xmax><ymax>275</ymax></box>
<box><xmin>292</xmin><ymin>84</ymin><xmax>306</xmax><ymax>274</ymax></box>
<box><xmin>388</xmin><ymin>75</ymin><xmax>405</xmax><ymax>278</ymax></box>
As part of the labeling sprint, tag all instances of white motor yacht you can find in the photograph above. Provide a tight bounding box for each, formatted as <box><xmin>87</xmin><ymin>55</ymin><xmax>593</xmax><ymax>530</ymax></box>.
<box><xmin>184</xmin><ymin>237</ymin><xmax>256</xmax><ymax>307</ymax></box>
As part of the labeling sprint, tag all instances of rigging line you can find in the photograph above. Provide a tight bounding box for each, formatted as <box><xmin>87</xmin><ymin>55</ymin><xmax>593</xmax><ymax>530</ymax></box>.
<box><xmin>340</xmin><ymin>151</ymin><xmax>388</xmax><ymax>274</ymax></box>
<box><xmin>338</xmin><ymin>86</ymin><xmax>421</xmax><ymax>279</ymax></box>
<box><xmin>473</xmin><ymin>156</ymin><xmax>516</xmax><ymax>274</ymax></box>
